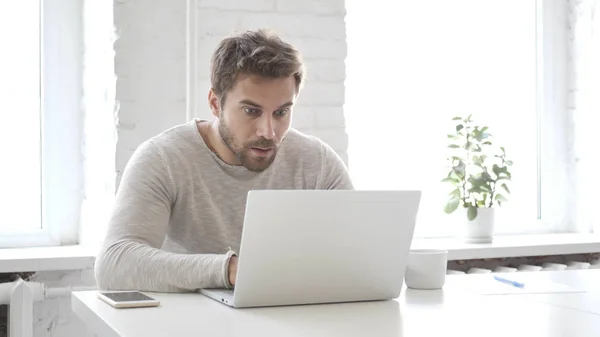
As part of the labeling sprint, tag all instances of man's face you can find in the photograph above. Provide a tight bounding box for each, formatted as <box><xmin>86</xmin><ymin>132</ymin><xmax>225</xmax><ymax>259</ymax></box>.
<box><xmin>214</xmin><ymin>74</ymin><xmax>296</xmax><ymax>172</ymax></box>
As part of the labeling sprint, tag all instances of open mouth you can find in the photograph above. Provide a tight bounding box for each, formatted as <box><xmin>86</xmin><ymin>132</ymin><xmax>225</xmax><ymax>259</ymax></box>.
<box><xmin>250</xmin><ymin>147</ymin><xmax>273</xmax><ymax>157</ymax></box>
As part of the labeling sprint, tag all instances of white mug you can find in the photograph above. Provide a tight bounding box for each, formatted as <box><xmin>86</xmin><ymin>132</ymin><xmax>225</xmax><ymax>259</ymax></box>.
<box><xmin>405</xmin><ymin>249</ymin><xmax>448</xmax><ymax>290</ymax></box>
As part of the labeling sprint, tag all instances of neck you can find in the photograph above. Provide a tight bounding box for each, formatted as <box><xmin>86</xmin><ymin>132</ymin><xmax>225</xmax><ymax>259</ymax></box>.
<box><xmin>204</xmin><ymin>119</ymin><xmax>241</xmax><ymax>166</ymax></box>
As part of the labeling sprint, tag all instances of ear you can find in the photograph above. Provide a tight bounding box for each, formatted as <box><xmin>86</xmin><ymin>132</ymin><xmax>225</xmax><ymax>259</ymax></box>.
<box><xmin>208</xmin><ymin>88</ymin><xmax>221</xmax><ymax>118</ymax></box>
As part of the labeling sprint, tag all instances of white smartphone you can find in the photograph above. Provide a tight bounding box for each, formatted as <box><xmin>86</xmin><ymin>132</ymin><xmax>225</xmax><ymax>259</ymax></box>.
<box><xmin>97</xmin><ymin>291</ymin><xmax>160</xmax><ymax>309</ymax></box>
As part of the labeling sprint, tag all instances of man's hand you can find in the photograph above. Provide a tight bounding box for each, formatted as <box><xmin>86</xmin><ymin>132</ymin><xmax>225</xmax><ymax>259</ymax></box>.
<box><xmin>228</xmin><ymin>255</ymin><xmax>238</xmax><ymax>286</ymax></box>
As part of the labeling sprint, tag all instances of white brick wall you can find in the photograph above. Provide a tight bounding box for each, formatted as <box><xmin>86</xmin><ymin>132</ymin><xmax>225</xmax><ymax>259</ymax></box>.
<box><xmin>567</xmin><ymin>0</ymin><xmax>600</xmax><ymax>233</ymax></box>
<box><xmin>113</xmin><ymin>0</ymin><xmax>188</xmax><ymax>183</ymax></box>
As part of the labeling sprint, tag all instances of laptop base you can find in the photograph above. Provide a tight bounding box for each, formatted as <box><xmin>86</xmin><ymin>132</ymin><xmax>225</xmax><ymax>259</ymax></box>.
<box><xmin>200</xmin><ymin>289</ymin><xmax>234</xmax><ymax>307</ymax></box>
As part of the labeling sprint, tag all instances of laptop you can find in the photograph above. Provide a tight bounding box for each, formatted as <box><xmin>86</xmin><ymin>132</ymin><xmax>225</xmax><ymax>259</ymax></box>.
<box><xmin>200</xmin><ymin>189</ymin><xmax>421</xmax><ymax>308</ymax></box>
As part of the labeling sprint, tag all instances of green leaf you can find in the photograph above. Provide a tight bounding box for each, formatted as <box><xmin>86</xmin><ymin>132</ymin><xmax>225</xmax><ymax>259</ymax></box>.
<box><xmin>483</xmin><ymin>141</ymin><xmax>492</xmax><ymax>145</ymax></box>
<box><xmin>456</xmin><ymin>124</ymin><xmax>464</xmax><ymax>132</ymax></box>
<box><xmin>449</xmin><ymin>170</ymin><xmax>462</xmax><ymax>181</ymax></box>
<box><xmin>468</xmin><ymin>186</ymin><xmax>482</xmax><ymax>194</ymax></box>
<box><xmin>474</xmin><ymin>131</ymin><xmax>489</xmax><ymax>141</ymax></box>
<box><xmin>492</xmin><ymin>164</ymin><xmax>502</xmax><ymax>177</ymax></box>
<box><xmin>453</xmin><ymin>162</ymin><xmax>466</xmax><ymax>178</ymax></box>
<box><xmin>448</xmin><ymin>188</ymin><xmax>461</xmax><ymax>198</ymax></box>
<box><xmin>506</xmin><ymin>160</ymin><xmax>514</xmax><ymax>165</ymax></box>
<box><xmin>479</xmin><ymin>184</ymin><xmax>491</xmax><ymax>193</ymax></box>
<box><xmin>467</xmin><ymin>205</ymin><xmax>478</xmax><ymax>221</ymax></box>
<box><xmin>442</xmin><ymin>177</ymin><xmax>459</xmax><ymax>184</ymax></box>
<box><xmin>500</xmin><ymin>146</ymin><xmax>506</xmax><ymax>153</ymax></box>
<box><xmin>448</xmin><ymin>144</ymin><xmax>460</xmax><ymax>149</ymax></box>
<box><xmin>473</xmin><ymin>155</ymin><xmax>483</xmax><ymax>165</ymax></box>
<box><xmin>444</xmin><ymin>197</ymin><xmax>460</xmax><ymax>214</ymax></box>
<box><xmin>452</xmin><ymin>117</ymin><xmax>462</xmax><ymax>121</ymax></box>
<box><xmin>495</xmin><ymin>194</ymin><xmax>508</xmax><ymax>202</ymax></box>
<box><xmin>501</xmin><ymin>183</ymin><xmax>510</xmax><ymax>194</ymax></box>
<box><xmin>467</xmin><ymin>175</ymin><xmax>481</xmax><ymax>185</ymax></box>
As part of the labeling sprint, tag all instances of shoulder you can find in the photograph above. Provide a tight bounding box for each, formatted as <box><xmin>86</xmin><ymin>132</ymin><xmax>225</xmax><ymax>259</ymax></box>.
<box><xmin>279</xmin><ymin>128</ymin><xmax>352</xmax><ymax>189</ymax></box>
<box><xmin>123</xmin><ymin>121</ymin><xmax>199</xmax><ymax>178</ymax></box>
<box><xmin>145</xmin><ymin>120</ymin><xmax>198</xmax><ymax>152</ymax></box>
<box><xmin>283</xmin><ymin>128</ymin><xmax>345</xmax><ymax>162</ymax></box>
<box><xmin>281</xmin><ymin>128</ymin><xmax>332</xmax><ymax>156</ymax></box>
<box><xmin>130</xmin><ymin>120</ymin><xmax>203</xmax><ymax>168</ymax></box>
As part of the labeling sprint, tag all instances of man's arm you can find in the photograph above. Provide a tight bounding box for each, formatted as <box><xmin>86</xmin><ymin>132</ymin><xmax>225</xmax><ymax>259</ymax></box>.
<box><xmin>318</xmin><ymin>141</ymin><xmax>354</xmax><ymax>190</ymax></box>
<box><xmin>94</xmin><ymin>141</ymin><xmax>235</xmax><ymax>292</ymax></box>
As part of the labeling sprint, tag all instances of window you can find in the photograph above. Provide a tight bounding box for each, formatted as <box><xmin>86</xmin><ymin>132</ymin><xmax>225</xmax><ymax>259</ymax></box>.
<box><xmin>0</xmin><ymin>0</ymin><xmax>83</xmax><ymax>248</ymax></box>
<box><xmin>345</xmin><ymin>0</ymin><xmax>570</xmax><ymax>237</ymax></box>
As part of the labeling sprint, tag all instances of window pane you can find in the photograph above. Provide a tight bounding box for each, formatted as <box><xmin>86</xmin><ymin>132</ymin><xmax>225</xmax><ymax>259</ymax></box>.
<box><xmin>0</xmin><ymin>1</ymin><xmax>41</xmax><ymax>230</ymax></box>
<box><xmin>345</xmin><ymin>0</ymin><xmax>538</xmax><ymax>236</ymax></box>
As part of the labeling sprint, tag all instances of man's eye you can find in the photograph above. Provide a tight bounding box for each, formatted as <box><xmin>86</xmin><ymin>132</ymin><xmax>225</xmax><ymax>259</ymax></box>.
<box><xmin>243</xmin><ymin>107</ymin><xmax>259</xmax><ymax>114</ymax></box>
<box><xmin>274</xmin><ymin>109</ymin><xmax>289</xmax><ymax>117</ymax></box>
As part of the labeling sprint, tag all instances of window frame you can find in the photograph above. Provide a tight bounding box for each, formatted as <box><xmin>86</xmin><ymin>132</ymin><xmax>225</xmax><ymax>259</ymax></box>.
<box><xmin>345</xmin><ymin>0</ymin><xmax>572</xmax><ymax>238</ymax></box>
<box><xmin>0</xmin><ymin>0</ymin><xmax>83</xmax><ymax>248</ymax></box>
<box><xmin>417</xmin><ymin>0</ymin><xmax>571</xmax><ymax>238</ymax></box>
<box><xmin>528</xmin><ymin>0</ymin><xmax>571</xmax><ymax>234</ymax></box>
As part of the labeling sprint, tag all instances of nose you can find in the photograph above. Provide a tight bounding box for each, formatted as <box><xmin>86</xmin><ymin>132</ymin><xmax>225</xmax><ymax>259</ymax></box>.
<box><xmin>256</xmin><ymin>115</ymin><xmax>275</xmax><ymax>140</ymax></box>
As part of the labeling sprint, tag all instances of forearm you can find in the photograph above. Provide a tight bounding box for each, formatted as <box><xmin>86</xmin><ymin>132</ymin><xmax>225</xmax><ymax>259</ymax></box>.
<box><xmin>95</xmin><ymin>240</ymin><xmax>234</xmax><ymax>292</ymax></box>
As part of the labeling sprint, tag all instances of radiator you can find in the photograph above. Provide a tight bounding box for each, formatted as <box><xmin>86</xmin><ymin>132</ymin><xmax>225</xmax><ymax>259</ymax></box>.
<box><xmin>0</xmin><ymin>279</ymin><xmax>95</xmax><ymax>337</ymax></box>
<box><xmin>448</xmin><ymin>258</ymin><xmax>600</xmax><ymax>275</ymax></box>
<box><xmin>0</xmin><ymin>279</ymin><xmax>41</xmax><ymax>337</ymax></box>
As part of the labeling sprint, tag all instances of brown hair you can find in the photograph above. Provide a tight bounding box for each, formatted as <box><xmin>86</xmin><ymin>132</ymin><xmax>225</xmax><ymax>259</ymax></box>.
<box><xmin>210</xmin><ymin>29</ymin><xmax>305</xmax><ymax>107</ymax></box>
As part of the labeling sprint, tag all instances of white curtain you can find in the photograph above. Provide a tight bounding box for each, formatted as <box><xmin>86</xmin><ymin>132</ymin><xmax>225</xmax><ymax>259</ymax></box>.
<box><xmin>569</xmin><ymin>0</ymin><xmax>600</xmax><ymax>233</ymax></box>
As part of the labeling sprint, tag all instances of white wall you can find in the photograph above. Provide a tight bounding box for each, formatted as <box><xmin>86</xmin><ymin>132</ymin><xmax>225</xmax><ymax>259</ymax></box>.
<box><xmin>22</xmin><ymin>1</ymin><xmax>348</xmax><ymax>336</ymax></box>
<box><xmin>113</xmin><ymin>0</ymin><xmax>188</xmax><ymax>183</ymax></box>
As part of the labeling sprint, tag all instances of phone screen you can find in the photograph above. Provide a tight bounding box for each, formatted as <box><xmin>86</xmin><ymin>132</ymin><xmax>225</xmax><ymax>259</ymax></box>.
<box><xmin>100</xmin><ymin>291</ymin><xmax>155</xmax><ymax>302</ymax></box>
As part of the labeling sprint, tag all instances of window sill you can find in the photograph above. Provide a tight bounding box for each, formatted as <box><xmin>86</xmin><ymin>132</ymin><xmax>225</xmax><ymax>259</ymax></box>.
<box><xmin>1</xmin><ymin>234</ymin><xmax>598</xmax><ymax>273</ymax></box>
<box><xmin>411</xmin><ymin>233</ymin><xmax>600</xmax><ymax>260</ymax></box>
<box><xmin>0</xmin><ymin>245</ymin><xmax>96</xmax><ymax>273</ymax></box>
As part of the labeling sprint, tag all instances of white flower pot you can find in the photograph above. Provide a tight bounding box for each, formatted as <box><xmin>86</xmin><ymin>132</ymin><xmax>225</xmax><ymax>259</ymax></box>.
<box><xmin>462</xmin><ymin>207</ymin><xmax>495</xmax><ymax>243</ymax></box>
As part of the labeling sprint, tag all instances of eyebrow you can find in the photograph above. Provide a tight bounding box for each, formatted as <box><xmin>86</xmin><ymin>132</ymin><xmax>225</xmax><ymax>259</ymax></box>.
<box><xmin>239</xmin><ymin>100</ymin><xmax>294</xmax><ymax>109</ymax></box>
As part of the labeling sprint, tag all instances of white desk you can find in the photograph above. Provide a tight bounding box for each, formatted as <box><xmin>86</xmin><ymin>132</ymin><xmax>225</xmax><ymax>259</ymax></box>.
<box><xmin>72</xmin><ymin>270</ymin><xmax>600</xmax><ymax>337</ymax></box>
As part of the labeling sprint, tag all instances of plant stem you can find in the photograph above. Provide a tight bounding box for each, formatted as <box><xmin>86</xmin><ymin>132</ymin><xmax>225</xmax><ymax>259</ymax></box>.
<box><xmin>481</xmin><ymin>163</ymin><xmax>494</xmax><ymax>208</ymax></box>
<box><xmin>488</xmin><ymin>181</ymin><xmax>495</xmax><ymax>208</ymax></box>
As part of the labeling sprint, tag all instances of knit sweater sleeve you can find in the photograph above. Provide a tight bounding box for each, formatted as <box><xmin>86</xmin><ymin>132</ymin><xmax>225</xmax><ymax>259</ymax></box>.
<box><xmin>94</xmin><ymin>140</ymin><xmax>235</xmax><ymax>292</ymax></box>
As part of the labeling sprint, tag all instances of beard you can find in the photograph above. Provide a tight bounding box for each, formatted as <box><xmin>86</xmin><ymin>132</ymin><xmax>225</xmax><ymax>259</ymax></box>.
<box><xmin>218</xmin><ymin>119</ymin><xmax>278</xmax><ymax>172</ymax></box>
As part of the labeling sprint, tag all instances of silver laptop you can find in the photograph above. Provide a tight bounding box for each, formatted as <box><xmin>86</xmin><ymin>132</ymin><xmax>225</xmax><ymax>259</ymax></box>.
<box><xmin>200</xmin><ymin>189</ymin><xmax>421</xmax><ymax>308</ymax></box>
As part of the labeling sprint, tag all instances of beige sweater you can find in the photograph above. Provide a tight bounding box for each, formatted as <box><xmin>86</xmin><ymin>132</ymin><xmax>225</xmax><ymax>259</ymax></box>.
<box><xmin>94</xmin><ymin>119</ymin><xmax>353</xmax><ymax>292</ymax></box>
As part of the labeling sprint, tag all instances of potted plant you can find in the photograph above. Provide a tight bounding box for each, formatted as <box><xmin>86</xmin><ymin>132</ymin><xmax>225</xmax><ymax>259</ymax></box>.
<box><xmin>442</xmin><ymin>114</ymin><xmax>513</xmax><ymax>243</ymax></box>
